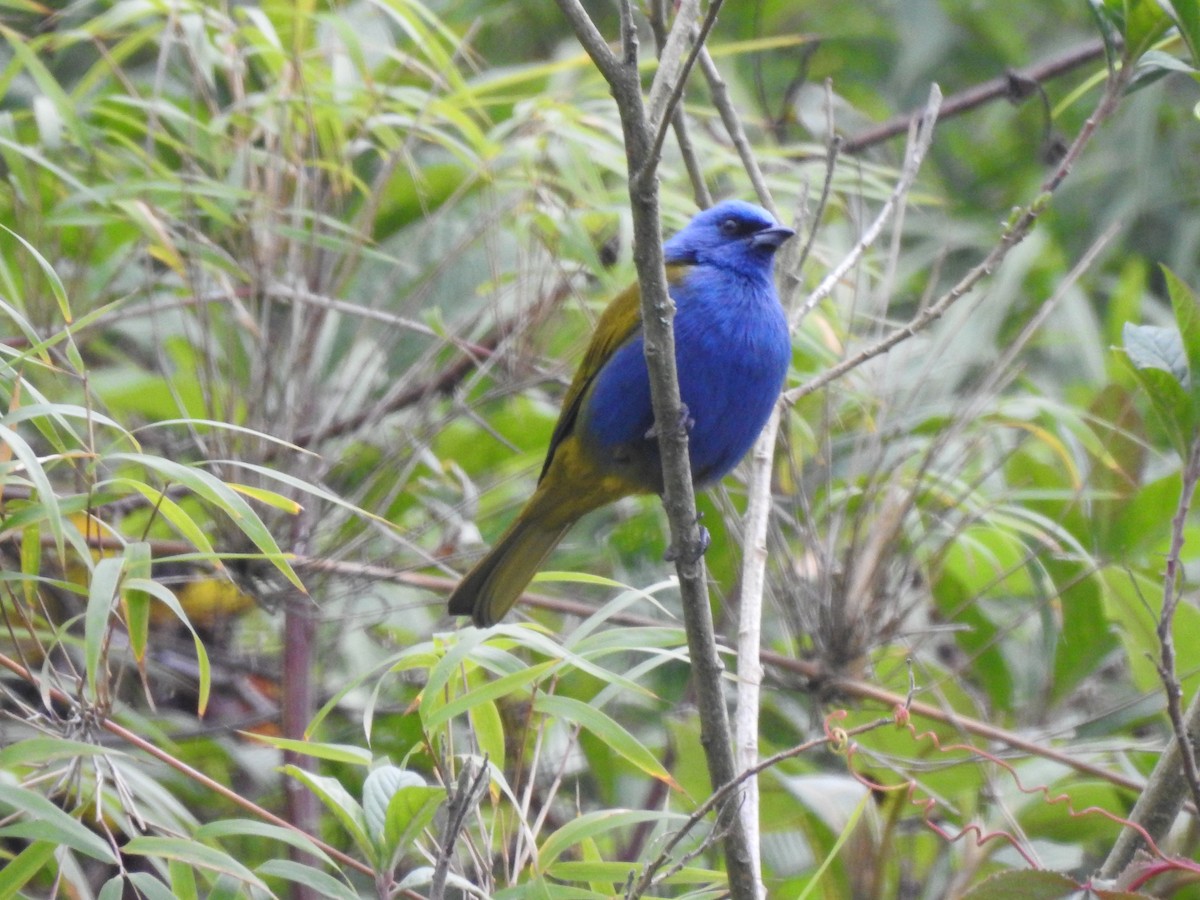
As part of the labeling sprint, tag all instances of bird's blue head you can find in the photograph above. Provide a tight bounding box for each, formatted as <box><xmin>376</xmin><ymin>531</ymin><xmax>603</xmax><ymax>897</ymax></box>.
<box><xmin>662</xmin><ymin>200</ymin><xmax>794</xmax><ymax>277</ymax></box>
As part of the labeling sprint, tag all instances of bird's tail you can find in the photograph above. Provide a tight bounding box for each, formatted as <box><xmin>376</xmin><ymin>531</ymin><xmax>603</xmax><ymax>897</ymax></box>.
<box><xmin>447</xmin><ymin>510</ymin><xmax>574</xmax><ymax>627</ymax></box>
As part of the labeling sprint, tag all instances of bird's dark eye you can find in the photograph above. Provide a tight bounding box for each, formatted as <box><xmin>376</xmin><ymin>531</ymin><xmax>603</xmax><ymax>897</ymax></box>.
<box><xmin>720</xmin><ymin>217</ymin><xmax>742</xmax><ymax>235</ymax></box>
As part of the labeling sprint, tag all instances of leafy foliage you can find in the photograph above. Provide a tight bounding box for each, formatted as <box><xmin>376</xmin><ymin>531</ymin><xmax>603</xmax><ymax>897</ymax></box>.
<box><xmin>1</xmin><ymin>0</ymin><xmax>1200</xmax><ymax>897</ymax></box>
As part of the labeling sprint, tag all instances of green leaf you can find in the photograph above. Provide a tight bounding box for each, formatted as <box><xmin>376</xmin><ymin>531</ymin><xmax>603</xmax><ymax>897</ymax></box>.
<box><xmin>123</xmin><ymin>837</ymin><xmax>267</xmax><ymax>889</ymax></box>
<box><xmin>243</xmin><ymin>735</ymin><xmax>373</xmax><ymax>766</ymax></box>
<box><xmin>0</xmin><ymin>840</ymin><xmax>57</xmax><ymax>895</ymax></box>
<box><xmin>84</xmin><ymin>556</ymin><xmax>124</xmax><ymax>703</ymax></box>
<box><xmin>0</xmin><ymin>422</ymin><xmax>64</xmax><ymax>559</ymax></box>
<box><xmin>362</xmin><ymin>765</ymin><xmax>425</xmax><ymax>848</ymax></box>
<box><xmin>281</xmin><ymin>766</ymin><xmax>372</xmax><ymax>861</ymax></box>
<box><xmin>384</xmin><ymin>784</ymin><xmax>445</xmax><ymax>861</ymax></box>
<box><xmin>122</xmin><ymin>542</ymin><xmax>152</xmax><ymax>665</ymax></box>
<box><xmin>256</xmin><ymin>860</ymin><xmax>361</xmax><ymax>900</ymax></box>
<box><xmin>194</xmin><ymin>819</ymin><xmax>334</xmax><ymax>865</ymax></box>
<box><xmin>533</xmin><ymin>694</ymin><xmax>679</xmax><ymax>788</ymax></box>
<box><xmin>0</xmin><ymin>222</ymin><xmax>72</xmax><ymax>324</ymax></box>
<box><xmin>167</xmin><ymin>860</ymin><xmax>199</xmax><ymax>900</ymax></box>
<box><xmin>98</xmin><ymin>876</ymin><xmax>126</xmax><ymax>900</ymax></box>
<box><xmin>106</xmin><ymin>453</ymin><xmax>304</xmax><ymax>592</ymax></box>
<box><xmin>537</xmin><ymin>810</ymin><xmax>677</xmax><ymax>868</ymax></box>
<box><xmin>126</xmin><ymin>873</ymin><xmax>185</xmax><ymax>900</ymax></box>
<box><xmin>1166</xmin><ymin>267</ymin><xmax>1200</xmax><ymax>406</ymax></box>
<box><xmin>1123</xmin><ymin>322</ymin><xmax>1187</xmax><ymax>382</ymax></box>
<box><xmin>1122</xmin><ymin>0</ymin><xmax>1173</xmax><ymax>60</ymax></box>
<box><xmin>0</xmin><ymin>737</ymin><xmax>125</xmax><ymax>768</ymax></box>
<box><xmin>422</xmin><ymin>659</ymin><xmax>556</xmax><ymax>730</ymax></box>
<box><xmin>0</xmin><ymin>782</ymin><xmax>117</xmax><ymax>863</ymax></box>
<box><xmin>123</xmin><ymin>578</ymin><xmax>212</xmax><ymax>716</ymax></box>
<box><xmin>1168</xmin><ymin>0</ymin><xmax>1200</xmax><ymax>64</ymax></box>
<box><xmin>959</xmin><ymin>870</ymin><xmax>1081</xmax><ymax>900</ymax></box>
<box><xmin>466</xmin><ymin>697</ymin><xmax>506</xmax><ymax>774</ymax></box>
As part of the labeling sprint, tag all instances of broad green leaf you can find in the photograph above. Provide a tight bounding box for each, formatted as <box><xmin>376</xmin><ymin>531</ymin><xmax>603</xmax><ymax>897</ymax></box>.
<box><xmin>384</xmin><ymin>784</ymin><xmax>445</xmax><ymax>861</ymax></box>
<box><xmin>959</xmin><ymin>870</ymin><xmax>1081</xmax><ymax>900</ymax></box>
<box><xmin>363</xmin><ymin>765</ymin><xmax>424</xmax><ymax>848</ymax></box>
<box><xmin>1121</xmin><ymin>0</ymin><xmax>1173</xmax><ymax>59</ymax></box>
<box><xmin>1165</xmin><ymin>267</ymin><xmax>1200</xmax><ymax>409</ymax></box>
<box><xmin>1122</xmin><ymin>322</ymin><xmax>1187</xmax><ymax>382</ymax></box>
<box><xmin>1168</xmin><ymin>0</ymin><xmax>1200</xmax><ymax>64</ymax></box>
<box><xmin>281</xmin><ymin>766</ymin><xmax>372</xmax><ymax>860</ymax></box>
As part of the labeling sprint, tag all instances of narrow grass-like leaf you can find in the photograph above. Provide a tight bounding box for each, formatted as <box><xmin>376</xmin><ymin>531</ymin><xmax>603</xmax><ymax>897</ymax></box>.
<box><xmin>0</xmin><ymin>737</ymin><xmax>125</xmax><ymax>768</ymax></box>
<box><xmin>467</xmin><ymin>697</ymin><xmax>505</xmax><ymax>774</ymax></box>
<box><xmin>0</xmin><ymin>840</ymin><xmax>57</xmax><ymax>895</ymax></box>
<box><xmin>422</xmin><ymin>659</ymin><xmax>556</xmax><ymax>730</ymax></box>
<box><xmin>124</xmin><ymin>577</ymin><xmax>211</xmax><ymax>715</ymax></box>
<box><xmin>0</xmin><ymin>783</ymin><xmax>117</xmax><ymax>862</ymax></box>
<box><xmin>108</xmin><ymin>453</ymin><xmax>303</xmax><ymax>591</ymax></box>
<box><xmin>255</xmin><ymin>860</ymin><xmax>360</xmax><ymax>900</ymax></box>
<box><xmin>537</xmin><ymin>809</ymin><xmax>676</xmax><ymax>868</ymax></box>
<box><xmin>123</xmin><ymin>837</ymin><xmax>266</xmax><ymax>889</ymax></box>
<box><xmin>166</xmin><ymin>862</ymin><xmax>199</xmax><ymax>900</ymax></box>
<box><xmin>122</xmin><ymin>542</ymin><xmax>152</xmax><ymax>665</ymax></box>
<box><xmin>243</xmin><ymin>734</ymin><xmax>372</xmax><ymax>766</ymax></box>
<box><xmin>0</xmin><ymin>423</ymin><xmax>63</xmax><ymax>559</ymax></box>
<box><xmin>195</xmin><ymin>819</ymin><xmax>333</xmax><ymax>865</ymax></box>
<box><xmin>0</xmin><ymin>222</ymin><xmax>71</xmax><ymax>323</ymax></box>
<box><xmin>533</xmin><ymin>694</ymin><xmax>679</xmax><ymax>789</ymax></box>
<box><xmin>85</xmin><ymin>556</ymin><xmax>123</xmax><ymax>703</ymax></box>
<box><xmin>107</xmin><ymin>479</ymin><xmax>216</xmax><ymax>556</ymax></box>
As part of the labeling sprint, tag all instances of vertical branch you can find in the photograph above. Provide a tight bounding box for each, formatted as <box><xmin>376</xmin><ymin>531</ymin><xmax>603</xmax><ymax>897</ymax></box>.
<box><xmin>282</xmin><ymin>515</ymin><xmax>319</xmax><ymax>900</ymax></box>
<box><xmin>732</xmin><ymin>407</ymin><xmax>778</xmax><ymax>900</ymax></box>
<box><xmin>1155</xmin><ymin>435</ymin><xmax>1200</xmax><ymax>810</ymax></box>
<box><xmin>1102</xmin><ymin>432</ymin><xmax>1200</xmax><ymax>878</ymax></box>
<box><xmin>552</xmin><ymin>1</ymin><xmax>757</xmax><ymax>895</ymax></box>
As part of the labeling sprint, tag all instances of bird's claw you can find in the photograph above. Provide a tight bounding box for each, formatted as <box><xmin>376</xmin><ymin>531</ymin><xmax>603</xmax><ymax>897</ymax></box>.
<box><xmin>645</xmin><ymin>403</ymin><xmax>695</xmax><ymax>440</ymax></box>
<box><xmin>664</xmin><ymin>518</ymin><xmax>711</xmax><ymax>564</ymax></box>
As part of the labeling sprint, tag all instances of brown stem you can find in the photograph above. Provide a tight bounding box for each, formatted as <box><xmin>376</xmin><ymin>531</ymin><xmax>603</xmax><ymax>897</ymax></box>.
<box><xmin>842</xmin><ymin>39</ymin><xmax>1111</xmax><ymax>154</ymax></box>
<box><xmin>0</xmin><ymin>650</ymin><xmax>374</xmax><ymax>878</ymax></box>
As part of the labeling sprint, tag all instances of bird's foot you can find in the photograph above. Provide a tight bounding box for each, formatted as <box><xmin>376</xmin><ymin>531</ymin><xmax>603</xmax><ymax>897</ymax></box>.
<box><xmin>645</xmin><ymin>403</ymin><xmax>695</xmax><ymax>440</ymax></box>
<box><xmin>664</xmin><ymin>517</ymin><xmax>711</xmax><ymax>564</ymax></box>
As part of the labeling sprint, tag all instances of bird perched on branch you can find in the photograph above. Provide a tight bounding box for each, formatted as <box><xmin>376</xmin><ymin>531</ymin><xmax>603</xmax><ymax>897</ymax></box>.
<box><xmin>448</xmin><ymin>200</ymin><xmax>794</xmax><ymax>627</ymax></box>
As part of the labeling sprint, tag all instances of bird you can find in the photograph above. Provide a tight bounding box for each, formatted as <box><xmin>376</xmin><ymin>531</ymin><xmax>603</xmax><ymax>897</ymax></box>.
<box><xmin>447</xmin><ymin>199</ymin><xmax>794</xmax><ymax>627</ymax></box>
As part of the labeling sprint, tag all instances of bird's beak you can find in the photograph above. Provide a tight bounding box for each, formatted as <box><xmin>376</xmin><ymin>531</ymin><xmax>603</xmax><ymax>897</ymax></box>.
<box><xmin>751</xmin><ymin>225</ymin><xmax>796</xmax><ymax>249</ymax></box>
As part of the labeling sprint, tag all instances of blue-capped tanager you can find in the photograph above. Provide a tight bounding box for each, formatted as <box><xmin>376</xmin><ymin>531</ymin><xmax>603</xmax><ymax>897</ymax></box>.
<box><xmin>448</xmin><ymin>200</ymin><xmax>794</xmax><ymax>626</ymax></box>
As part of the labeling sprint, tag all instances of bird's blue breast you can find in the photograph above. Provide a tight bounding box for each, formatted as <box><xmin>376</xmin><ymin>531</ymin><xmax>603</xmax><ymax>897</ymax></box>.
<box><xmin>580</xmin><ymin>264</ymin><xmax>790</xmax><ymax>488</ymax></box>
